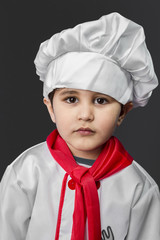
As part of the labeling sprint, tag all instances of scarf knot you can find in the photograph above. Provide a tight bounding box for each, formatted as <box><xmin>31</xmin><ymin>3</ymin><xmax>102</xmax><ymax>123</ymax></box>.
<box><xmin>70</xmin><ymin>166</ymin><xmax>90</xmax><ymax>185</ymax></box>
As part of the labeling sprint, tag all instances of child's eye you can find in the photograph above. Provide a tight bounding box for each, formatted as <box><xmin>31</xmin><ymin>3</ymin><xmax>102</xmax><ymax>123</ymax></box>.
<box><xmin>66</xmin><ymin>97</ymin><xmax>78</xmax><ymax>104</ymax></box>
<box><xmin>94</xmin><ymin>98</ymin><xmax>108</xmax><ymax>104</ymax></box>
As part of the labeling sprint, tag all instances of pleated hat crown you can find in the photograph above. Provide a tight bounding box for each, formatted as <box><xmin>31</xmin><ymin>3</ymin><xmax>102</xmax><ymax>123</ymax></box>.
<box><xmin>34</xmin><ymin>12</ymin><xmax>158</xmax><ymax>107</ymax></box>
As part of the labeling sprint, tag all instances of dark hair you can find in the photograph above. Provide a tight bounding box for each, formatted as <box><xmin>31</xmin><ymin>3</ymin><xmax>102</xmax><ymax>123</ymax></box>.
<box><xmin>48</xmin><ymin>89</ymin><xmax>58</xmax><ymax>106</ymax></box>
<box><xmin>48</xmin><ymin>90</ymin><xmax>54</xmax><ymax>103</ymax></box>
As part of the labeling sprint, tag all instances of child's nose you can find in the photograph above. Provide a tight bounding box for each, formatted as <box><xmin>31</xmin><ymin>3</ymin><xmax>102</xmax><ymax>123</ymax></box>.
<box><xmin>77</xmin><ymin>104</ymin><xmax>94</xmax><ymax>121</ymax></box>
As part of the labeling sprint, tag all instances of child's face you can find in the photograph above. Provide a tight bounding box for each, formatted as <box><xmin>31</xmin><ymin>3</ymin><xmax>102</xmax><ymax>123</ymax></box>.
<box><xmin>44</xmin><ymin>88</ymin><xmax>131</xmax><ymax>160</ymax></box>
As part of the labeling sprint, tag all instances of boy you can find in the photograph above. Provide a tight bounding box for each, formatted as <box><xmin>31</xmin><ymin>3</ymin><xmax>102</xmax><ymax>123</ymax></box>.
<box><xmin>0</xmin><ymin>12</ymin><xmax>160</xmax><ymax>240</ymax></box>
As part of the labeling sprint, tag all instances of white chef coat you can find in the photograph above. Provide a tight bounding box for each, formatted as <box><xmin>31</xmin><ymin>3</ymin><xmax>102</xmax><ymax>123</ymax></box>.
<box><xmin>0</xmin><ymin>141</ymin><xmax>160</xmax><ymax>240</ymax></box>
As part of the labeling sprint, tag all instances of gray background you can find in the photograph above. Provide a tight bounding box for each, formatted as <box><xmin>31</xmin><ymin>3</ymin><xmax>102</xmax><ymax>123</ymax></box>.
<box><xmin>1</xmin><ymin>0</ymin><xmax>160</xmax><ymax>187</ymax></box>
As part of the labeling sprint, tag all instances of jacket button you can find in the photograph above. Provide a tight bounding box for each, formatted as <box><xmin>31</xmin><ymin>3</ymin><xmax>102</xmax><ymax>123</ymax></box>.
<box><xmin>96</xmin><ymin>181</ymin><xmax>100</xmax><ymax>189</ymax></box>
<box><xmin>68</xmin><ymin>179</ymin><xmax>76</xmax><ymax>190</ymax></box>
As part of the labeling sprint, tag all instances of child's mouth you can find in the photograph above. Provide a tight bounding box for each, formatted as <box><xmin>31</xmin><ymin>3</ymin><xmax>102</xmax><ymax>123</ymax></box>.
<box><xmin>75</xmin><ymin>127</ymin><xmax>95</xmax><ymax>136</ymax></box>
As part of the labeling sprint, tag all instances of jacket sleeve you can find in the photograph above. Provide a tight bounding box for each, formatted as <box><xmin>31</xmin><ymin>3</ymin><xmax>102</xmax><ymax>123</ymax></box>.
<box><xmin>126</xmin><ymin>179</ymin><xmax>160</xmax><ymax>239</ymax></box>
<box><xmin>0</xmin><ymin>165</ymin><xmax>31</xmax><ymax>240</ymax></box>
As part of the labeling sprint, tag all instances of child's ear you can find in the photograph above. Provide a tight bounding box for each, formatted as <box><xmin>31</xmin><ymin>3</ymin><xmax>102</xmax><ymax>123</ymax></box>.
<box><xmin>117</xmin><ymin>102</ymin><xmax>133</xmax><ymax>126</ymax></box>
<box><xmin>43</xmin><ymin>98</ymin><xmax>56</xmax><ymax>123</ymax></box>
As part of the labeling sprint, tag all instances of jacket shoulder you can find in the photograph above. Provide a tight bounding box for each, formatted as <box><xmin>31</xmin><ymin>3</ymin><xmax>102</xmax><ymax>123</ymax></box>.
<box><xmin>131</xmin><ymin>160</ymin><xmax>158</xmax><ymax>188</ymax></box>
<box><xmin>10</xmin><ymin>142</ymin><xmax>50</xmax><ymax>168</ymax></box>
<box><xmin>2</xmin><ymin>142</ymin><xmax>55</xmax><ymax>185</ymax></box>
<box><xmin>127</xmin><ymin>161</ymin><xmax>160</xmax><ymax>207</ymax></box>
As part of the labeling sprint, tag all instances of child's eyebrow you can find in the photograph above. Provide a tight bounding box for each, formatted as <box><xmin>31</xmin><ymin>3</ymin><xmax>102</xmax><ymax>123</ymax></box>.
<box><xmin>59</xmin><ymin>90</ymin><xmax>79</xmax><ymax>96</ymax></box>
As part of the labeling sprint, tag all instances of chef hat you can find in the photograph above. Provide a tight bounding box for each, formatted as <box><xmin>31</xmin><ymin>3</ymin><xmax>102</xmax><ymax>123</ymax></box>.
<box><xmin>34</xmin><ymin>12</ymin><xmax>158</xmax><ymax>107</ymax></box>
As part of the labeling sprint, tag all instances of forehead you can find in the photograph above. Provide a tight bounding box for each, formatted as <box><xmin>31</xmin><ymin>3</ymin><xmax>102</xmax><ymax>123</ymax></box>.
<box><xmin>54</xmin><ymin>88</ymin><xmax>117</xmax><ymax>101</ymax></box>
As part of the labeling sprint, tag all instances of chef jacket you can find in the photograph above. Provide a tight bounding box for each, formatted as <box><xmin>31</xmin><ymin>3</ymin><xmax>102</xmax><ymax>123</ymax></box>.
<box><xmin>0</xmin><ymin>141</ymin><xmax>160</xmax><ymax>239</ymax></box>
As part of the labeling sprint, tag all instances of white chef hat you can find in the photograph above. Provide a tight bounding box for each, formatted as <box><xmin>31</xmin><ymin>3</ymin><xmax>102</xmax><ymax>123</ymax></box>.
<box><xmin>34</xmin><ymin>12</ymin><xmax>158</xmax><ymax>107</ymax></box>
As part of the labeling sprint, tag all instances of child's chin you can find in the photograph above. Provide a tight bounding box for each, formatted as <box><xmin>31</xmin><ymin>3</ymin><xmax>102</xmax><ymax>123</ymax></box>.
<box><xmin>75</xmin><ymin>143</ymin><xmax>101</xmax><ymax>152</ymax></box>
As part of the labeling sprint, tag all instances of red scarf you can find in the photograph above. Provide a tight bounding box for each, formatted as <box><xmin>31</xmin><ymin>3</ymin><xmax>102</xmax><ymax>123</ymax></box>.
<box><xmin>47</xmin><ymin>129</ymin><xmax>133</xmax><ymax>240</ymax></box>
